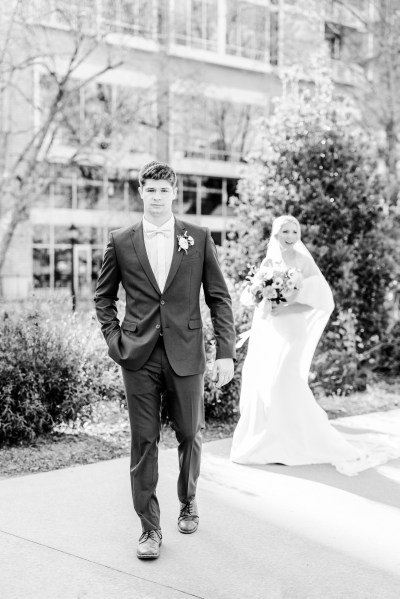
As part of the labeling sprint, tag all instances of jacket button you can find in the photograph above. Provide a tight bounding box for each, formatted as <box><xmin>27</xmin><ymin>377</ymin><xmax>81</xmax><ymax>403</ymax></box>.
<box><xmin>156</xmin><ymin>324</ymin><xmax>160</xmax><ymax>329</ymax></box>
<box><xmin>160</xmin><ymin>300</ymin><xmax>165</xmax><ymax>305</ymax></box>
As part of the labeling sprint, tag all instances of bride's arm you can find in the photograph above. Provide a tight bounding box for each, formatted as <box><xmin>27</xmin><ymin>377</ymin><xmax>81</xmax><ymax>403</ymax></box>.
<box><xmin>294</xmin><ymin>255</ymin><xmax>334</xmax><ymax>313</ymax></box>
<box><xmin>272</xmin><ymin>255</ymin><xmax>333</xmax><ymax>316</ymax></box>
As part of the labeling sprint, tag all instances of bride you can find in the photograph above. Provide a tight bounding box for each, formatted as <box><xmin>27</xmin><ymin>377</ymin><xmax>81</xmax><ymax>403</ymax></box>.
<box><xmin>230</xmin><ymin>215</ymin><xmax>369</xmax><ymax>475</ymax></box>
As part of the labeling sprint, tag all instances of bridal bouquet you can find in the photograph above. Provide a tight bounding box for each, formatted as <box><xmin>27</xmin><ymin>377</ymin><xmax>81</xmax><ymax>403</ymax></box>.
<box><xmin>241</xmin><ymin>259</ymin><xmax>303</xmax><ymax>307</ymax></box>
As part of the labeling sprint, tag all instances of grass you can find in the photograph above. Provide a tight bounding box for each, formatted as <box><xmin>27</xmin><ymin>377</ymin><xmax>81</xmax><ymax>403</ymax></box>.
<box><xmin>0</xmin><ymin>379</ymin><xmax>399</xmax><ymax>480</ymax></box>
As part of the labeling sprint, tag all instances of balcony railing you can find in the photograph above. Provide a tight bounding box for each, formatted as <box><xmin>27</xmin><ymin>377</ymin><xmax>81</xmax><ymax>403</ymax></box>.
<box><xmin>175</xmin><ymin>142</ymin><xmax>244</xmax><ymax>163</ymax></box>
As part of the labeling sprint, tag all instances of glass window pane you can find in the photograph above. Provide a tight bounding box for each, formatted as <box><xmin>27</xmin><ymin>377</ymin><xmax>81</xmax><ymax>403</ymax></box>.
<box><xmin>173</xmin><ymin>95</ymin><xmax>264</xmax><ymax>162</ymax></box>
<box><xmin>211</xmin><ymin>231</ymin><xmax>222</xmax><ymax>246</ymax></box>
<box><xmin>102</xmin><ymin>0</ymin><xmax>155</xmax><ymax>38</ymax></box>
<box><xmin>128</xmin><ymin>179</ymin><xmax>142</xmax><ymax>211</ymax></box>
<box><xmin>54</xmin><ymin>248</ymin><xmax>72</xmax><ymax>288</ymax></box>
<box><xmin>33</xmin><ymin>248</ymin><xmax>50</xmax><ymax>288</ymax></box>
<box><xmin>107</xmin><ymin>179</ymin><xmax>127</xmax><ymax>211</ymax></box>
<box><xmin>54</xmin><ymin>226</ymin><xmax>79</xmax><ymax>244</ymax></box>
<box><xmin>182</xmin><ymin>175</ymin><xmax>198</xmax><ymax>189</ymax></box>
<box><xmin>202</xmin><ymin>177</ymin><xmax>223</xmax><ymax>190</ymax></box>
<box><xmin>226</xmin><ymin>0</ymin><xmax>268</xmax><ymax>61</ymax></box>
<box><xmin>77</xmin><ymin>181</ymin><xmax>103</xmax><ymax>209</ymax></box>
<box><xmin>182</xmin><ymin>190</ymin><xmax>197</xmax><ymax>214</ymax></box>
<box><xmin>53</xmin><ymin>181</ymin><xmax>73</xmax><ymax>209</ymax></box>
<box><xmin>115</xmin><ymin>86</ymin><xmax>157</xmax><ymax>155</ymax></box>
<box><xmin>91</xmin><ymin>249</ymin><xmax>104</xmax><ymax>289</ymax></box>
<box><xmin>174</xmin><ymin>0</ymin><xmax>218</xmax><ymax>51</ymax></box>
<box><xmin>227</xmin><ymin>178</ymin><xmax>239</xmax><ymax>215</ymax></box>
<box><xmin>201</xmin><ymin>190</ymin><xmax>222</xmax><ymax>215</ymax></box>
<box><xmin>33</xmin><ymin>225</ymin><xmax>51</xmax><ymax>244</ymax></box>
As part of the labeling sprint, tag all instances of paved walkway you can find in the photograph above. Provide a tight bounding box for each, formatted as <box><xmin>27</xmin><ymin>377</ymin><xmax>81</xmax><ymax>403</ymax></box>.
<box><xmin>1</xmin><ymin>410</ymin><xmax>400</xmax><ymax>599</ymax></box>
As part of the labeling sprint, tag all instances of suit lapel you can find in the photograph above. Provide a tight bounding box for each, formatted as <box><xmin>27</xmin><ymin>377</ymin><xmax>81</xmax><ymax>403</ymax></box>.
<box><xmin>130</xmin><ymin>222</ymin><xmax>161</xmax><ymax>295</ymax></box>
<box><xmin>163</xmin><ymin>219</ymin><xmax>185</xmax><ymax>294</ymax></box>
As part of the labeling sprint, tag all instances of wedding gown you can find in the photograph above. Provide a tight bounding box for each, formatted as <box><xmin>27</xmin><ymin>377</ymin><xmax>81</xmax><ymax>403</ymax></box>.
<box><xmin>230</xmin><ymin>261</ymin><xmax>377</xmax><ymax>476</ymax></box>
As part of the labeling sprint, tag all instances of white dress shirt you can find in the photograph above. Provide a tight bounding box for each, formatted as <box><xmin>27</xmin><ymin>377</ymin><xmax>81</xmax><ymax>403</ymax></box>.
<box><xmin>142</xmin><ymin>215</ymin><xmax>175</xmax><ymax>292</ymax></box>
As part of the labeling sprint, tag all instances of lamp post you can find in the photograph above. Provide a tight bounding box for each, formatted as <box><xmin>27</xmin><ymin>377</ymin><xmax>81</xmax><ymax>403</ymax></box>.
<box><xmin>69</xmin><ymin>224</ymin><xmax>79</xmax><ymax>311</ymax></box>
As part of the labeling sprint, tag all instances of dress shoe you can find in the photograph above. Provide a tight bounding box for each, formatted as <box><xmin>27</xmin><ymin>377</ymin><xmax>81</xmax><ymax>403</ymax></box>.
<box><xmin>178</xmin><ymin>499</ymin><xmax>199</xmax><ymax>534</ymax></box>
<box><xmin>136</xmin><ymin>529</ymin><xmax>162</xmax><ymax>559</ymax></box>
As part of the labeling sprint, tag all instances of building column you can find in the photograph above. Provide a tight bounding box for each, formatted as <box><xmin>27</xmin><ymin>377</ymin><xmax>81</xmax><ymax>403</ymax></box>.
<box><xmin>156</xmin><ymin>0</ymin><xmax>172</xmax><ymax>163</ymax></box>
<box><xmin>0</xmin><ymin>218</ymin><xmax>32</xmax><ymax>299</ymax></box>
<box><xmin>218</xmin><ymin>0</ymin><xmax>227</xmax><ymax>56</ymax></box>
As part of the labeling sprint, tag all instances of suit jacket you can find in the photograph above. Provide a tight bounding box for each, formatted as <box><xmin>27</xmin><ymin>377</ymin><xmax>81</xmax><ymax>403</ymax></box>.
<box><xmin>94</xmin><ymin>218</ymin><xmax>236</xmax><ymax>376</ymax></box>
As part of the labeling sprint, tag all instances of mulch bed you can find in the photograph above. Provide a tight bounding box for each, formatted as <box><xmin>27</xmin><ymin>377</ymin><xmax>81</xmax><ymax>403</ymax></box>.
<box><xmin>0</xmin><ymin>379</ymin><xmax>398</xmax><ymax>479</ymax></box>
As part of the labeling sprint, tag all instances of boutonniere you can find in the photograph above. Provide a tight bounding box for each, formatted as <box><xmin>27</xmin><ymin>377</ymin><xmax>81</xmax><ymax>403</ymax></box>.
<box><xmin>177</xmin><ymin>230</ymin><xmax>195</xmax><ymax>254</ymax></box>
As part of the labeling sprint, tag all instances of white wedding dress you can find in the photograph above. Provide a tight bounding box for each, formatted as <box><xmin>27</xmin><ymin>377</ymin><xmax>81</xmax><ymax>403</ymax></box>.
<box><xmin>231</xmin><ymin>255</ymin><xmax>379</xmax><ymax>476</ymax></box>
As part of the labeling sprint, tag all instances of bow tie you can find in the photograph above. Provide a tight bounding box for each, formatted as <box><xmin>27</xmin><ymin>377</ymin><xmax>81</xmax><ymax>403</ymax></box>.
<box><xmin>146</xmin><ymin>226</ymin><xmax>172</xmax><ymax>238</ymax></box>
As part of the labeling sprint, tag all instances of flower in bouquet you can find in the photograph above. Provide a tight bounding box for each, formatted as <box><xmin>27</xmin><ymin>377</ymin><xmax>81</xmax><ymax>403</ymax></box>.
<box><xmin>241</xmin><ymin>259</ymin><xmax>303</xmax><ymax>307</ymax></box>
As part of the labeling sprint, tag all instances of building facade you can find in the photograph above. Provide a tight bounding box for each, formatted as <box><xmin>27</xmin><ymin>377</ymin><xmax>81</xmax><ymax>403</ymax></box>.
<box><xmin>0</xmin><ymin>0</ymin><xmax>371</xmax><ymax>300</ymax></box>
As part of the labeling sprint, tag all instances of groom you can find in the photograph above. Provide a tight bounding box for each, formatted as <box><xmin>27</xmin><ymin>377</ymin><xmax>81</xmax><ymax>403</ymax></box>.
<box><xmin>94</xmin><ymin>161</ymin><xmax>236</xmax><ymax>559</ymax></box>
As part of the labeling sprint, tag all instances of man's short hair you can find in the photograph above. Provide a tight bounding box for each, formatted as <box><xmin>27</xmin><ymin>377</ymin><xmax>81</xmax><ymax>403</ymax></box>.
<box><xmin>139</xmin><ymin>161</ymin><xmax>177</xmax><ymax>188</ymax></box>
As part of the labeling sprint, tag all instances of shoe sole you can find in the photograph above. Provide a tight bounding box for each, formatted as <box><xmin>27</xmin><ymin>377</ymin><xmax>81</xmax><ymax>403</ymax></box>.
<box><xmin>178</xmin><ymin>524</ymin><xmax>199</xmax><ymax>534</ymax></box>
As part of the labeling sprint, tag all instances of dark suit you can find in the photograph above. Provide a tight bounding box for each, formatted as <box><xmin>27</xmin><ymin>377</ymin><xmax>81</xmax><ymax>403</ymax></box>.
<box><xmin>95</xmin><ymin>218</ymin><xmax>236</xmax><ymax>530</ymax></box>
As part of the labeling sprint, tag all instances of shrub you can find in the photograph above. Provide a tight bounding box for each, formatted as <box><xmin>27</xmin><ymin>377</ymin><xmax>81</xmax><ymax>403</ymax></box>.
<box><xmin>201</xmin><ymin>284</ymin><xmax>251</xmax><ymax>422</ymax></box>
<box><xmin>0</xmin><ymin>299</ymin><xmax>123</xmax><ymax>446</ymax></box>
<box><xmin>310</xmin><ymin>309</ymin><xmax>368</xmax><ymax>397</ymax></box>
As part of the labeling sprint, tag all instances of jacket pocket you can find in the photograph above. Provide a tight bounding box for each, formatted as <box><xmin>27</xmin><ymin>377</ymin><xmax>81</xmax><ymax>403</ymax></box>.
<box><xmin>188</xmin><ymin>319</ymin><xmax>202</xmax><ymax>329</ymax></box>
<box><xmin>121</xmin><ymin>320</ymin><xmax>138</xmax><ymax>332</ymax></box>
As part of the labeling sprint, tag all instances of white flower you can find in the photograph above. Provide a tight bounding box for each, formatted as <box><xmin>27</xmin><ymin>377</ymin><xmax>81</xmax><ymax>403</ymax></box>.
<box><xmin>179</xmin><ymin>237</ymin><xmax>189</xmax><ymax>251</ymax></box>
<box><xmin>285</xmin><ymin>280</ymin><xmax>295</xmax><ymax>291</ymax></box>
<box><xmin>263</xmin><ymin>286</ymin><xmax>278</xmax><ymax>300</ymax></box>
<box><xmin>260</xmin><ymin>266</ymin><xmax>274</xmax><ymax>280</ymax></box>
<box><xmin>273</xmin><ymin>277</ymin><xmax>284</xmax><ymax>289</ymax></box>
<box><xmin>177</xmin><ymin>231</ymin><xmax>195</xmax><ymax>254</ymax></box>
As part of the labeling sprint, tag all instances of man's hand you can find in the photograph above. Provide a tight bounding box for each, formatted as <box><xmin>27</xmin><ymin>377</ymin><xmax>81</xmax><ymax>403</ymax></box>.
<box><xmin>212</xmin><ymin>358</ymin><xmax>234</xmax><ymax>388</ymax></box>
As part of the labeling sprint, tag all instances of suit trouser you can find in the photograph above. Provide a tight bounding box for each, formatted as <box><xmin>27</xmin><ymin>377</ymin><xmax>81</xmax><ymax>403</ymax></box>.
<box><xmin>121</xmin><ymin>336</ymin><xmax>205</xmax><ymax>532</ymax></box>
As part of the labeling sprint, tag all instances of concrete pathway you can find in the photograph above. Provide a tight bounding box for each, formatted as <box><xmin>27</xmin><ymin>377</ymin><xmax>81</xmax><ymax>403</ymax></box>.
<box><xmin>1</xmin><ymin>410</ymin><xmax>400</xmax><ymax>599</ymax></box>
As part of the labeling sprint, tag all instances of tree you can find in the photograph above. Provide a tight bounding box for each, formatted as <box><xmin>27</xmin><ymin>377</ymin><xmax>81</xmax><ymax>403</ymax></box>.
<box><xmin>223</xmin><ymin>70</ymin><xmax>397</xmax><ymax>341</ymax></box>
<box><xmin>0</xmin><ymin>1</ymin><xmax>163</xmax><ymax>294</ymax></box>
<box><xmin>331</xmin><ymin>0</ymin><xmax>400</xmax><ymax>193</ymax></box>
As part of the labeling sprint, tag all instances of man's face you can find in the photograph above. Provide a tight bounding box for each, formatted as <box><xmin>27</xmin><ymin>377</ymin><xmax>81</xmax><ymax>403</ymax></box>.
<box><xmin>139</xmin><ymin>178</ymin><xmax>177</xmax><ymax>221</ymax></box>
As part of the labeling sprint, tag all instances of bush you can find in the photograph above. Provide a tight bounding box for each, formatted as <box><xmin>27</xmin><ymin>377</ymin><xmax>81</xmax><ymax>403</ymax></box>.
<box><xmin>201</xmin><ymin>284</ymin><xmax>251</xmax><ymax>422</ymax></box>
<box><xmin>310</xmin><ymin>309</ymin><xmax>368</xmax><ymax>397</ymax></box>
<box><xmin>0</xmin><ymin>299</ymin><xmax>123</xmax><ymax>446</ymax></box>
<box><xmin>0</xmin><ymin>292</ymin><xmax>248</xmax><ymax>445</ymax></box>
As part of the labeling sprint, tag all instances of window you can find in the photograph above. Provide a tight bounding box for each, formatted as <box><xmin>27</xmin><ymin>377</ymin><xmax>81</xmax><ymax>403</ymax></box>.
<box><xmin>33</xmin><ymin>248</ymin><xmax>51</xmax><ymax>288</ymax></box>
<box><xmin>201</xmin><ymin>177</ymin><xmax>223</xmax><ymax>215</ymax></box>
<box><xmin>227</xmin><ymin>178</ymin><xmax>238</xmax><ymax>216</ymax></box>
<box><xmin>325</xmin><ymin>22</ymin><xmax>342</xmax><ymax>60</ymax></box>
<box><xmin>226</xmin><ymin>0</ymin><xmax>269</xmax><ymax>62</ymax></box>
<box><xmin>102</xmin><ymin>0</ymin><xmax>157</xmax><ymax>38</ymax></box>
<box><xmin>211</xmin><ymin>231</ymin><xmax>222</xmax><ymax>245</ymax></box>
<box><xmin>54</xmin><ymin>248</ymin><xmax>72</xmax><ymax>288</ymax></box>
<box><xmin>180</xmin><ymin>176</ymin><xmax>198</xmax><ymax>214</ymax></box>
<box><xmin>40</xmin><ymin>76</ymin><xmax>156</xmax><ymax>155</ymax></box>
<box><xmin>174</xmin><ymin>0</ymin><xmax>218</xmax><ymax>51</ymax></box>
<box><xmin>177</xmin><ymin>175</ymin><xmax>236</xmax><ymax>219</ymax></box>
<box><xmin>173</xmin><ymin>95</ymin><xmax>265</xmax><ymax>162</ymax></box>
<box><xmin>128</xmin><ymin>179</ymin><xmax>143</xmax><ymax>212</ymax></box>
<box><xmin>32</xmin><ymin>224</ymin><xmax>108</xmax><ymax>293</ymax></box>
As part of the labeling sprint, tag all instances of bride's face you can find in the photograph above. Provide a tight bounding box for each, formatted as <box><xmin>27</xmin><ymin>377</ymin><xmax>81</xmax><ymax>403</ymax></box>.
<box><xmin>276</xmin><ymin>221</ymin><xmax>300</xmax><ymax>249</ymax></box>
